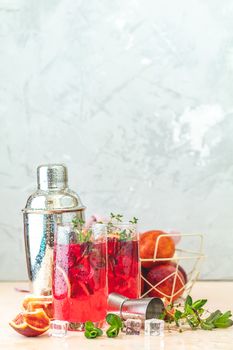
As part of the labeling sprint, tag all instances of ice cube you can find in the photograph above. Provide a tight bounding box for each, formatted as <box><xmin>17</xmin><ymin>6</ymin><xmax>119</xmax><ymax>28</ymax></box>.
<box><xmin>144</xmin><ymin>318</ymin><xmax>164</xmax><ymax>336</ymax></box>
<box><xmin>49</xmin><ymin>320</ymin><xmax>69</xmax><ymax>337</ymax></box>
<box><xmin>125</xmin><ymin>318</ymin><xmax>142</xmax><ymax>335</ymax></box>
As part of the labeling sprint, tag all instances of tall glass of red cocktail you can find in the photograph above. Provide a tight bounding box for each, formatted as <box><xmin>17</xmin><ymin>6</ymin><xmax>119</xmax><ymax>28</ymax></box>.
<box><xmin>52</xmin><ymin>221</ymin><xmax>107</xmax><ymax>330</ymax></box>
<box><xmin>95</xmin><ymin>222</ymin><xmax>140</xmax><ymax>299</ymax></box>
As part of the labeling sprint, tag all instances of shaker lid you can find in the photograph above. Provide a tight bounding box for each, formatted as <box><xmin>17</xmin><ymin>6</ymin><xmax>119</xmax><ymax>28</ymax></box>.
<box><xmin>37</xmin><ymin>164</ymin><xmax>68</xmax><ymax>190</ymax></box>
<box><xmin>23</xmin><ymin>163</ymin><xmax>86</xmax><ymax>213</ymax></box>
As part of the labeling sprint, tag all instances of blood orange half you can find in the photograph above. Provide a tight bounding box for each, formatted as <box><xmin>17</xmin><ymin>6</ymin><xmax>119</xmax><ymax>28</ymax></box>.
<box><xmin>9</xmin><ymin>309</ymin><xmax>50</xmax><ymax>337</ymax></box>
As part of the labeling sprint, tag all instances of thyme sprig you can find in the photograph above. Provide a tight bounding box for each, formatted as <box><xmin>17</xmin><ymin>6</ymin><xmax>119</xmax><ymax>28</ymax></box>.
<box><xmin>110</xmin><ymin>213</ymin><xmax>123</xmax><ymax>222</ymax></box>
<box><xmin>71</xmin><ymin>217</ymin><xmax>92</xmax><ymax>243</ymax></box>
<box><xmin>160</xmin><ymin>295</ymin><xmax>233</xmax><ymax>332</ymax></box>
<box><xmin>107</xmin><ymin>213</ymin><xmax>138</xmax><ymax>241</ymax></box>
<box><xmin>129</xmin><ymin>217</ymin><xmax>138</xmax><ymax>224</ymax></box>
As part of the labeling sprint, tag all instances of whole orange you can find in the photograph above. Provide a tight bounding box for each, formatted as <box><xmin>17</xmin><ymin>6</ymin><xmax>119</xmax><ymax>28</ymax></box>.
<box><xmin>139</xmin><ymin>230</ymin><xmax>175</xmax><ymax>268</ymax></box>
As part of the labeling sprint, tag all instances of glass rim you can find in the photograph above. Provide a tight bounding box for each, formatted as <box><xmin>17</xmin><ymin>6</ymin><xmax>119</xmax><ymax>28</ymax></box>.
<box><xmin>92</xmin><ymin>222</ymin><xmax>137</xmax><ymax>227</ymax></box>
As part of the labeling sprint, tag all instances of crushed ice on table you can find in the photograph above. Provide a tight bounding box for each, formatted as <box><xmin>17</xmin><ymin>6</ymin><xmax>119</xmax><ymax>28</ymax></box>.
<box><xmin>49</xmin><ymin>320</ymin><xmax>69</xmax><ymax>337</ymax></box>
<box><xmin>125</xmin><ymin>318</ymin><xmax>142</xmax><ymax>335</ymax></box>
<box><xmin>144</xmin><ymin>318</ymin><xmax>164</xmax><ymax>336</ymax></box>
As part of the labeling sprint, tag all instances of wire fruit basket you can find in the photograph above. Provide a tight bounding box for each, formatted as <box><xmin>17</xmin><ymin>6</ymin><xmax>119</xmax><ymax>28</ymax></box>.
<box><xmin>140</xmin><ymin>233</ymin><xmax>205</xmax><ymax>302</ymax></box>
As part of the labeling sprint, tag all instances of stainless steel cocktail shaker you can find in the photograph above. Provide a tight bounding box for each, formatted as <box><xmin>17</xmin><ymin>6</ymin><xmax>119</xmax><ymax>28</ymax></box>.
<box><xmin>23</xmin><ymin>164</ymin><xmax>86</xmax><ymax>295</ymax></box>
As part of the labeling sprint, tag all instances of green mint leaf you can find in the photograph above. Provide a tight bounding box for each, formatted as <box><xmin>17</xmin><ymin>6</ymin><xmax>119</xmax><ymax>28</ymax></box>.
<box><xmin>106</xmin><ymin>313</ymin><xmax>122</xmax><ymax>329</ymax></box>
<box><xmin>217</xmin><ymin>311</ymin><xmax>232</xmax><ymax>320</ymax></box>
<box><xmin>174</xmin><ymin>310</ymin><xmax>183</xmax><ymax>320</ymax></box>
<box><xmin>198</xmin><ymin>308</ymin><xmax>205</xmax><ymax>315</ymax></box>
<box><xmin>106</xmin><ymin>326</ymin><xmax>119</xmax><ymax>338</ymax></box>
<box><xmin>185</xmin><ymin>296</ymin><xmax>193</xmax><ymax>311</ymax></box>
<box><xmin>201</xmin><ymin>321</ymin><xmax>215</xmax><ymax>330</ymax></box>
<box><xmin>89</xmin><ymin>329</ymin><xmax>99</xmax><ymax>338</ymax></box>
<box><xmin>96</xmin><ymin>328</ymin><xmax>103</xmax><ymax>336</ymax></box>
<box><xmin>84</xmin><ymin>330</ymin><xmax>92</xmax><ymax>339</ymax></box>
<box><xmin>106</xmin><ymin>313</ymin><xmax>117</xmax><ymax>325</ymax></box>
<box><xmin>85</xmin><ymin>329</ymin><xmax>98</xmax><ymax>339</ymax></box>
<box><xmin>185</xmin><ymin>304</ymin><xmax>193</xmax><ymax>315</ymax></box>
<box><xmin>205</xmin><ymin>310</ymin><xmax>222</xmax><ymax>324</ymax></box>
<box><xmin>214</xmin><ymin>319</ymin><xmax>233</xmax><ymax>328</ymax></box>
<box><xmin>85</xmin><ymin>321</ymin><xmax>95</xmax><ymax>331</ymax></box>
<box><xmin>84</xmin><ymin>321</ymin><xmax>103</xmax><ymax>338</ymax></box>
<box><xmin>186</xmin><ymin>316</ymin><xmax>199</xmax><ymax>329</ymax></box>
<box><xmin>213</xmin><ymin>311</ymin><xmax>233</xmax><ymax>328</ymax></box>
<box><xmin>192</xmin><ymin>299</ymin><xmax>207</xmax><ymax>310</ymax></box>
<box><xmin>186</xmin><ymin>317</ymin><xmax>196</xmax><ymax>329</ymax></box>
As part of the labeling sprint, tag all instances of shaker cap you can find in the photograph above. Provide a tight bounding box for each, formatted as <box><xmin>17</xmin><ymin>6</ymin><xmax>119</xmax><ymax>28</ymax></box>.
<box><xmin>37</xmin><ymin>164</ymin><xmax>68</xmax><ymax>190</ymax></box>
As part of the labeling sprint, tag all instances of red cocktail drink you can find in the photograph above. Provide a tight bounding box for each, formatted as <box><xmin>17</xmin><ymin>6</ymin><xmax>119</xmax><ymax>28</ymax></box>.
<box><xmin>53</xmin><ymin>224</ymin><xmax>107</xmax><ymax>329</ymax></box>
<box><xmin>106</xmin><ymin>223</ymin><xmax>140</xmax><ymax>298</ymax></box>
<box><xmin>108</xmin><ymin>238</ymin><xmax>140</xmax><ymax>298</ymax></box>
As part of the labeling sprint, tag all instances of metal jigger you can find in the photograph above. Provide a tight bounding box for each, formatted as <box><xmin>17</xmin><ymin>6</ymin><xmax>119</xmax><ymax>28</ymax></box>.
<box><xmin>108</xmin><ymin>293</ymin><xmax>164</xmax><ymax>321</ymax></box>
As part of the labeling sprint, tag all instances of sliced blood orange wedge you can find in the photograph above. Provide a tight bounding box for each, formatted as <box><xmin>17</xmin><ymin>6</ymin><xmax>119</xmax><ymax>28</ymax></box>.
<box><xmin>53</xmin><ymin>266</ymin><xmax>71</xmax><ymax>299</ymax></box>
<box><xmin>27</xmin><ymin>301</ymin><xmax>54</xmax><ymax>319</ymax></box>
<box><xmin>9</xmin><ymin>309</ymin><xmax>50</xmax><ymax>337</ymax></box>
<box><xmin>22</xmin><ymin>296</ymin><xmax>53</xmax><ymax>319</ymax></box>
<box><xmin>22</xmin><ymin>295</ymin><xmax>52</xmax><ymax>310</ymax></box>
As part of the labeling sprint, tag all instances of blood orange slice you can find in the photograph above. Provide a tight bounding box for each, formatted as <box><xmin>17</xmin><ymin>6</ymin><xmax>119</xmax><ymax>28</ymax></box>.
<box><xmin>9</xmin><ymin>309</ymin><xmax>50</xmax><ymax>337</ymax></box>
<box><xmin>53</xmin><ymin>266</ymin><xmax>71</xmax><ymax>299</ymax></box>
<box><xmin>27</xmin><ymin>301</ymin><xmax>54</xmax><ymax>319</ymax></box>
<box><xmin>22</xmin><ymin>296</ymin><xmax>53</xmax><ymax>319</ymax></box>
<box><xmin>22</xmin><ymin>296</ymin><xmax>52</xmax><ymax>310</ymax></box>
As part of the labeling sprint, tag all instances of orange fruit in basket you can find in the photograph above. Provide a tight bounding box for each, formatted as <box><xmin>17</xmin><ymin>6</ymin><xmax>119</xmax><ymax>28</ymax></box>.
<box><xmin>139</xmin><ymin>230</ymin><xmax>175</xmax><ymax>268</ymax></box>
<box><xmin>9</xmin><ymin>309</ymin><xmax>50</xmax><ymax>337</ymax></box>
<box><xmin>22</xmin><ymin>296</ymin><xmax>53</xmax><ymax>319</ymax></box>
<box><xmin>145</xmin><ymin>263</ymin><xmax>186</xmax><ymax>301</ymax></box>
<box><xmin>169</xmin><ymin>262</ymin><xmax>188</xmax><ymax>284</ymax></box>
